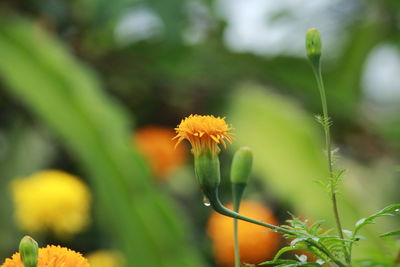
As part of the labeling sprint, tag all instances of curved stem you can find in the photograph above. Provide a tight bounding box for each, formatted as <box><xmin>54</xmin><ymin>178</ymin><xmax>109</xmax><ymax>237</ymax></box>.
<box><xmin>203</xmin><ymin>186</ymin><xmax>347</xmax><ymax>267</ymax></box>
<box><xmin>312</xmin><ymin>63</ymin><xmax>350</xmax><ymax>265</ymax></box>
<box><xmin>204</xmin><ymin>186</ymin><xmax>291</xmax><ymax>234</ymax></box>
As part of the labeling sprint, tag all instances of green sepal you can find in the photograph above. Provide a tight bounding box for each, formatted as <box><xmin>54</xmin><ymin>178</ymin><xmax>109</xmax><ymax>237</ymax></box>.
<box><xmin>194</xmin><ymin>151</ymin><xmax>221</xmax><ymax>190</ymax></box>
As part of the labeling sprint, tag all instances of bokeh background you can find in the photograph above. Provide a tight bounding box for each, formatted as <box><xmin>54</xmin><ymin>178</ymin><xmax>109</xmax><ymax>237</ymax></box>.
<box><xmin>0</xmin><ymin>0</ymin><xmax>400</xmax><ymax>266</ymax></box>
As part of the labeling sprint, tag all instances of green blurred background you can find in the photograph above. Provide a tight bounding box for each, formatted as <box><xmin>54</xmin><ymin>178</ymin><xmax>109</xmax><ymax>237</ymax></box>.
<box><xmin>0</xmin><ymin>0</ymin><xmax>400</xmax><ymax>266</ymax></box>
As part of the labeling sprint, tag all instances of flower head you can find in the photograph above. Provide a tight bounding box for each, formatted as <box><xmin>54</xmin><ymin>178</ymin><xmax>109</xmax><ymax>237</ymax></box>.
<box><xmin>174</xmin><ymin>115</ymin><xmax>233</xmax><ymax>155</ymax></box>
<box><xmin>11</xmin><ymin>170</ymin><xmax>91</xmax><ymax>237</ymax></box>
<box><xmin>1</xmin><ymin>245</ymin><xmax>89</xmax><ymax>267</ymax></box>
<box><xmin>134</xmin><ymin>126</ymin><xmax>187</xmax><ymax>179</ymax></box>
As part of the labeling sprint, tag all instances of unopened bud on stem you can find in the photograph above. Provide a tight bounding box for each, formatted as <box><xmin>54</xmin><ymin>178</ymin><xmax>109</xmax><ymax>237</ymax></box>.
<box><xmin>306</xmin><ymin>28</ymin><xmax>322</xmax><ymax>67</ymax></box>
<box><xmin>19</xmin><ymin>236</ymin><xmax>38</xmax><ymax>267</ymax></box>
<box><xmin>230</xmin><ymin>147</ymin><xmax>253</xmax><ymax>184</ymax></box>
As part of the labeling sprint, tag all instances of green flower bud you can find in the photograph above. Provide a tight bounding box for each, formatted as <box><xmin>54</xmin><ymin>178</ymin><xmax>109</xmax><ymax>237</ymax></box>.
<box><xmin>194</xmin><ymin>152</ymin><xmax>221</xmax><ymax>190</ymax></box>
<box><xmin>19</xmin><ymin>236</ymin><xmax>38</xmax><ymax>267</ymax></box>
<box><xmin>230</xmin><ymin>147</ymin><xmax>253</xmax><ymax>184</ymax></box>
<box><xmin>305</xmin><ymin>28</ymin><xmax>322</xmax><ymax>66</ymax></box>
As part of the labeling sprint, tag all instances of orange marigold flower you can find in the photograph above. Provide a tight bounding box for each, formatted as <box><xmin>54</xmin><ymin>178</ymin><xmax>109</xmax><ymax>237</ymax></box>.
<box><xmin>135</xmin><ymin>126</ymin><xmax>187</xmax><ymax>179</ymax></box>
<box><xmin>1</xmin><ymin>245</ymin><xmax>89</xmax><ymax>267</ymax></box>
<box><xmin>174</xmin><ymin>115</ymin><xmax>233</xmax><ymax>155</ymax></box>
<box><xmin>207</xmin><ymin>201</ymin><xmax>281</xmax><ymax>267</ymax></box>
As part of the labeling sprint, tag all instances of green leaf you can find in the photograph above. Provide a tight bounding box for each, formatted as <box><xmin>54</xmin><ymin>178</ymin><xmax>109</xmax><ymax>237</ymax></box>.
<box><xmin>272</xmin><ymin>245</ymin><xmax>309</xmax><ymax>262</ymax></box>
<box><xmin>354</xmin><ymin>204</ymin><xmax>400</xmax><ymax>235</ymax></box>
<box><xmin>379</xmin><ymin>230</ymin><xmax>400</xmax><ymax>238</ymax></box>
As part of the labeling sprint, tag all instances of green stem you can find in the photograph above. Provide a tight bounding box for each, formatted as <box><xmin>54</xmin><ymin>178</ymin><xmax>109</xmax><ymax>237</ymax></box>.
<box><xmin>312</xmin><ymin>63</ymin><xmax>350</xmax><ymax>265</ymax></box>
<box><xmin>232</xmin><ymin>183</ymin><xmax>246</xmax><ymax>267</ymax></box>
<box><xmin>233</xmin><ymin>209</ymin><xmax>240</xmax><ymax>267</ymax></box>
<box><xmin>203</xmin><ymin>186</ymin><xmax>347</xmax><ymax>267</ymax></box>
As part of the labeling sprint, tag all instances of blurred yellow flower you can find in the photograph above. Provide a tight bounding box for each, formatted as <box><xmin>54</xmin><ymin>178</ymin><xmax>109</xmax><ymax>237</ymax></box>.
<box><xmin>1</xmin><ymin>245</ymin><xmax>89</xmax><ymax>267</ymax></box>
<box><xmin>135</xmin><ymin>126</ymin><xmax>187</xmax><ymax>179</ymax></box>
<box><xmin>174</xmin><ymin>114</ymin><xmax>233</xmax><ymax>155</ymax></box>
<box><xmin>87</xmin><ymin>250</ymin><xmax>124</xmax><ymax>267</ymax></box>
<box><xmin>11</xmin><ymin>170</ymin><xmax>91</xmax><ymax>237</ymax></box>
<box><xmin>207</xmin><ymin>201</ymin><xmax>281</xmax><ymax>267</ymax></box>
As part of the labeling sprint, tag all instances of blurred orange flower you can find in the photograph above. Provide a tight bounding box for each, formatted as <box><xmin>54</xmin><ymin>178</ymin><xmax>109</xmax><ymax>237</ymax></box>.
<box><xmin>207</xmin><ymin>201</ymin><xmax>281</xmax><ymax>267</ymax></box>
<box><xmin>1</xmin><ymin>245</ymin><xmax>89</xmax><ymax>267</ymax></box>
<box><xmin>134</xmin><ymin>126</ymin><xmax>187</xmax><ymax>179</ymax></box>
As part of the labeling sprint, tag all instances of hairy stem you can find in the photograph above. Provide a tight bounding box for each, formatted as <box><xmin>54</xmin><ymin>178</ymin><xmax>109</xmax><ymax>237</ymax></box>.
<box><xmin>203</xmin><ymin>186</ymin><xmax>347</xmax><ymax>267</ymax></box>
<box><xmin>312</xmin><ymin>63</ymin><xmax>350</xmax><ymax>265</ymax></box>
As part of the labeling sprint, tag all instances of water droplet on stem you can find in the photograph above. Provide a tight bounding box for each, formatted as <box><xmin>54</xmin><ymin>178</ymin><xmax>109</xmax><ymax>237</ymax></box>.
<box><xmin>203</xmin><ymin>195</ymin><xmax>211</xmax><ymax>207</ymax></box>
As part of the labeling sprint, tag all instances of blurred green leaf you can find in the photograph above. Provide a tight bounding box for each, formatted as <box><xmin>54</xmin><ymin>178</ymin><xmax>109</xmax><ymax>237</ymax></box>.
<box><xmin>0</xmin><ymin>17</ymin><xmax>205</xmax><ymax>267</ymax></box>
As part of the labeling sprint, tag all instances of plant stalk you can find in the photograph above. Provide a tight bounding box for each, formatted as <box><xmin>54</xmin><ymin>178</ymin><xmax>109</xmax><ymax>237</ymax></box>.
<box><xmin>312</xmin><ymin>63</ymin><xmax>350</xmax><ymax>265</ymax></box>
<box><xmin>232</xmin><ymin>183</ymin><xmax>246</xmax><ymax>267</ymax></box>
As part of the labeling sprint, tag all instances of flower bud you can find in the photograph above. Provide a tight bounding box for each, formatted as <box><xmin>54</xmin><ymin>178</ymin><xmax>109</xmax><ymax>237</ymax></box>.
<box><xmin>194</xmin><ymin>152</ymin><xmax>221</xmax><ymax>189</ymax></box>
<box><xmin>19</xmin><ymin>236</ymin><xmax>38</xmax><ymax>267</ymax></box>
<box><xmin>230</xmin><ymin>147</ymin><xmax>253</xmax><ymax>184</ymax></box>
<box><xmin>305</xmin><ymin>28</ymin><xmax>322</xmax><ymax>66</ymax></box>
